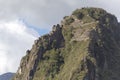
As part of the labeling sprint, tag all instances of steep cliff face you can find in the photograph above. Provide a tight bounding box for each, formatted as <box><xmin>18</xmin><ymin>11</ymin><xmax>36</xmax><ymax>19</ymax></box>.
<box><xmin>13</xmin><ymin>8</ymin><xmax>120</xmax><ymax>80</ymax></box>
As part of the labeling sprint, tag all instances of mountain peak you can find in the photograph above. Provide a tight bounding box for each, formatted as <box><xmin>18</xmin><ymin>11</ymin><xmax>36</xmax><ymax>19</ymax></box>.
<box><xmin>13</xmin><ymin>7</ymin><xmax>120</xmax><ymax>80</ymax></box>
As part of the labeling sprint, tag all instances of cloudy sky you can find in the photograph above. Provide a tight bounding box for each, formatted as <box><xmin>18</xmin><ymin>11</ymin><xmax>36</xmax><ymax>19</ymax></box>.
<box><xmin>0</xmin><ymin>0</ymin><xmax>120</xmax><ymax>74</ymax></box>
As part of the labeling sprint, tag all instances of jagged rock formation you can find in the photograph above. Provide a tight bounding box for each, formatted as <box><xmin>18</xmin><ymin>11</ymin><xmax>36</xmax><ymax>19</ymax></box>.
<box><xmin>13</xmin><ymin>8</ymin><xmax>120</xmax><ymax>80</ymax></box>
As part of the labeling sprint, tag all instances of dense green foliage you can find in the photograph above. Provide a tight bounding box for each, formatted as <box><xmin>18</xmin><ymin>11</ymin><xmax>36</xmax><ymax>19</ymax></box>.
<box><xmin>33</xmin><ymin>49</ymin><xmax>64</xmax><ymax>80</ymax></box>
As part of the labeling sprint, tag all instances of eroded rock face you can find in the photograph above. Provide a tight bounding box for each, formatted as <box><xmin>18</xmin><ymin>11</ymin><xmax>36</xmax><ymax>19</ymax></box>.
<box><xmin>13</xmin><ymin>24</ymin><xmax>64</xmax><ymax>80</ymax></box>
<box><xmin>13</xmin><ymin>8</ymin><xmax>120</xmax><ymax>80</ymax></box>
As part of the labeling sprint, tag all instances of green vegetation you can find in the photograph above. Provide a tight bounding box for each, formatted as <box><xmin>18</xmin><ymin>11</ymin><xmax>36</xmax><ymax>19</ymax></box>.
<box><xmin>13</xmin><ymin>7</ymin><xmax>120</xmax><ymax>80</ymax></box>
<box><xmin>72</xmin><ymin>10</ymin><xmax>84</xmax><ymax>19</ymax></box>
<box><xmin>32</xmin><ymin>24</ymin><xmax>92</xmax><ymax>80</ymax></box>
<box><xmin>72</xmin><ymin>8</ymin><xmax>110</xmax><ymax>23</ymax></box>
<box><xmin>33</xmin><ymin>49</ymin><xmax>64</xmax><ymax>80</ymax></box>
<box><xmin>64</xmin><ymin>17</ymin><xmax>75</xmax><ymax>25</ymax></box>
<box><xmin>62</xmin><ymin>26</ymin><xmax>73</xmax><ymax>42</ymax></box>
<box><xmin>88</xmin><ymin>8</ymin><xmax>106</xmax><ymax>20</ymax></box>
<box><xmin>55</xmin><ymin>40</ymin><xmax>90</xmax><ymax>80</ymax></box>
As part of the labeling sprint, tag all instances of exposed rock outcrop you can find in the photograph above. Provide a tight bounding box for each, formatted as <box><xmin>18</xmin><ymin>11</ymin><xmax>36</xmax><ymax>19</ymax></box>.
<box><xmin>13</xmin><ymin>8</ymin><xmax>120</xmax><ymax>80</ymax></box>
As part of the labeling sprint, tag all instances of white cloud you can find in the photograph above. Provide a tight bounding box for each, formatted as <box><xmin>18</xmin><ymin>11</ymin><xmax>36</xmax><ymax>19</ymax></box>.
<box><xmin>0</xmin><ymin>0</ymin><xmax>120</xmax><ymax>29</ymax></box>
<box><xmin>0</xmin><ymin>20</ymin><xmax>39</xmax><ymax>74</ymax></box>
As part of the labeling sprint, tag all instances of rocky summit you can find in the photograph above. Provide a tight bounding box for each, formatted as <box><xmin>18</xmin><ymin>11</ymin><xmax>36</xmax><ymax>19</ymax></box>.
<box><xmin>12</xmin><ymin>8</ymin><xmax>120</xmax><ymax>80</ymax></box>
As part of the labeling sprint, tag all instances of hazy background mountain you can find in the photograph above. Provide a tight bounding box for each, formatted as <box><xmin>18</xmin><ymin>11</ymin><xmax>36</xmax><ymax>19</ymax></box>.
<box><xmin>0</xmin><ymin>72</ymin><xmax>14</xmax><ymax>80</ymax></box>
